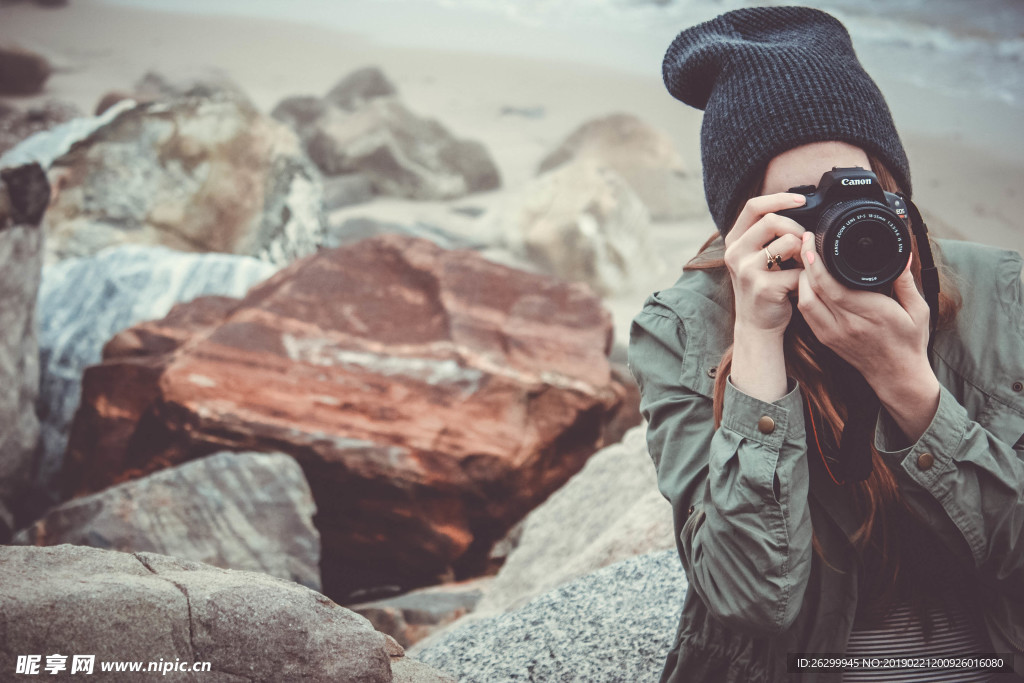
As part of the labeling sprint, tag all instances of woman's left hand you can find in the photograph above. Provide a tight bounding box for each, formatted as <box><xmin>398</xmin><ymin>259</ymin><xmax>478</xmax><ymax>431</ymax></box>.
<box><xmin>796</xmin><ymin>232</ymin><xmax>940</xmax><ymax>442</ymax></box>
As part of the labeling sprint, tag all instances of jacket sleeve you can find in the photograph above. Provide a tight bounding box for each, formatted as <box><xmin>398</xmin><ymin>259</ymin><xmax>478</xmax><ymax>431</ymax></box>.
<box><xmin>875</xmin><ymin>387</ymin><xmax>1024</xmax><ymax>599</ymax></box>
<box><xmin>628</xmin><ymin>295</ymin><xmax>813</xmax><ymax>636</ymax></box>
<box><xmin>874</xmin><ymin>243</ymin><xmax>1024</xmax><ymax>602</ymax></box>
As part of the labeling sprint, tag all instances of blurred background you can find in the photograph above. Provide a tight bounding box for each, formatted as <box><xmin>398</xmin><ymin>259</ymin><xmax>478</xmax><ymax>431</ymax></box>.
<box><xmin>4</xmin><ymin>0</ymin><xmax>1023</xmax><ymax>258</ymax></box>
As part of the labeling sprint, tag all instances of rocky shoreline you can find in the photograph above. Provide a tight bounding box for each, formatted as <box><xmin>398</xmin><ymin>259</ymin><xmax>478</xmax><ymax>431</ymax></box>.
<box><xmin>0</xmin><ymin>43</ymin><xmax>685</xmax><ymax>679</ymax></box>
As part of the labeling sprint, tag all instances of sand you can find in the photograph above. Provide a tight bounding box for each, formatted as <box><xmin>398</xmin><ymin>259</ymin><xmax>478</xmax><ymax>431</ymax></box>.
<box><xmin>2</xmin><ymin>0</ymin><xmax>1021</xmax><ymax>346</ymax></box>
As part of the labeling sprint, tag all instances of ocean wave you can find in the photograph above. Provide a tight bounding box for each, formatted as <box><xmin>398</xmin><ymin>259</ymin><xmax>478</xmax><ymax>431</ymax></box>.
<box><xmin>98</xmin><ymin>0</ymin><xmax>1024</xmax><ymax>107</ymax></box>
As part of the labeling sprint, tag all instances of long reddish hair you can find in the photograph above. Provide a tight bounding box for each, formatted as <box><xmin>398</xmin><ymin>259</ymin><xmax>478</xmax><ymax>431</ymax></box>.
<box><xmin>687</xmin><ymin>156</ymin><xmax>963</xmax><ymax>624</ymax></box>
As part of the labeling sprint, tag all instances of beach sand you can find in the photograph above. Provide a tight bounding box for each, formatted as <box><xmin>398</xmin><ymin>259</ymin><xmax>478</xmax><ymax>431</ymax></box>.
<box><xmin>2</xmin><ymin>0</ymin><xmax>1021</xmax><ymax>345</ymax></box>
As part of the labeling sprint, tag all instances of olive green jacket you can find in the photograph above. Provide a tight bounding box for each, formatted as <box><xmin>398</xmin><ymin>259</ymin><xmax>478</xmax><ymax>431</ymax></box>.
<box><xmin>628</xmin><ymin>238</ymin><xmax>1024</xmax><ymax>682</ymax></box>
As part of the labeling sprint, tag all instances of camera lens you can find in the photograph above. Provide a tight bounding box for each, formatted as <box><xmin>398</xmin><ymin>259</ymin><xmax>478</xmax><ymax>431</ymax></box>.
<box><xmin>817</xmin><ymin>200</ymin><xmax>910</xmax><ymax>290</ymax></box>
<box><xmin>839</xmin><ymin>220</ymin><xmax>898</xmax><ymax>275</ymax></box>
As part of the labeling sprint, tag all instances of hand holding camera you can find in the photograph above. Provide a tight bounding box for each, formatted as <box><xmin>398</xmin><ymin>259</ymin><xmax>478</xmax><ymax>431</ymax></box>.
<box><xmin>798</xmin><ymin>229</ymin><xmax>940</xmax><ymax>442</ymax></box>
<box><xmin>776</xmin><ymin>166</ymin><xmax>912</xmax><ymax>291</ymax></box>
<box><xmin>724</xmin><ymin>191</ymin><xmax>808</xmax><ymax>339</ymax></box>
<box><xmin>723</xmin><ymin>191</ymin><xmax>809</xmax><ymax>402</ymax></box>
<box><xmin>729</xmin><ymin>166</ymin><xmax>937</xmax><ymax>418</ymax></box>
<box><xmin>781</xmin><ymin>168</ymin><xmax>930</xmax><ymax>385</ymax></box>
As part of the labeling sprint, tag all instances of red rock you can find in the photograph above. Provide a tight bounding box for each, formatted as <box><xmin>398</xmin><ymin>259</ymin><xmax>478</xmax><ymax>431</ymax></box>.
<box><xmin>63</xmin><ymin>235</ymin><xmax>635</xmax><ymax>599</ymax></box>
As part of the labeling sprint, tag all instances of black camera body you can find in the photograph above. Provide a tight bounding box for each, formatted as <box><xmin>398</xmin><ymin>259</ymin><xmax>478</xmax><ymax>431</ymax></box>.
<box><xmin>777</xmin><ymin>167</ymin><xmax>911</xmax><ymax>290</ymax></box>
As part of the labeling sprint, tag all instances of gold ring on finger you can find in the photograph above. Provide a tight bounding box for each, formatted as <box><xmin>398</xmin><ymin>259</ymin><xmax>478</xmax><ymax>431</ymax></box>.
<box><xmin>764</xmin><ymin>247</ymin><xmax>782</xmax><ymax>271</ymax></box>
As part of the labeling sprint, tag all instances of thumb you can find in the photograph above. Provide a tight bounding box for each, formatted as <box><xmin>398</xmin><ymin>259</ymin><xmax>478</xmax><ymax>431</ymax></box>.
<box><xmin>892</xmin><ymin>253</ymin><xmax>927</xmax><ymax>320</ymax></box>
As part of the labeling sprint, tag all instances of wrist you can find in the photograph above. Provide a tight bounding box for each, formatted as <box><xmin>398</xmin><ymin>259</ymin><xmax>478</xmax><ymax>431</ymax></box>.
<box><xmin>868</xmin><ymin>357</ymin><xmax>937</xmax><ymax>407</ymax></box>
<box><xmin>733</xmin><ymin>321</ymin><xmax>787</xmax><ymax>345</ymax></box>
<box><xmin>731</xmin><ymin>323</ymin><xmax>788</xmax><ymax>402</ymax></box>
<box><xmin>872</xmin><ymin>361</ymin><xmax>940</xmax><ymax>443</ymax></box>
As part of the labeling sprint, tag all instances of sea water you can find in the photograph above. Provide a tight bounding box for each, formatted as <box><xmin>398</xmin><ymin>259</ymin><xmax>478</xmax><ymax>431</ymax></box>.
<box><xmin>97</xmin><ymin>0</ymin><xmax>1024</xmax><ymax>111</ymax></box>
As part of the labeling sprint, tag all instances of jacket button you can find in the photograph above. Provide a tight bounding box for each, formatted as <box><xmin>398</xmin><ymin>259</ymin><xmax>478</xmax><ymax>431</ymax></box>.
<box><xmin>1013</xmin><ymin>381</ymin><xmax>1023</xmax><ymax>393</ymax></box>
<box><xmin>687</xmin><ymin>505</ymin><xmax>695</xmax><ymax>517</ymax></box>
<box><xmin>757</xmin><ymin>416</ymin><xmax>776</xmax><ymax>434</ymax></box>
<box><xmin>916</xmin><ymin>452</ymin><xmax>935</xmax><ymax>471</ymax></box>
<box><xmin>706</xmin><ymin>366</ymin><xmax>718</xmax><ymax>379</ymax></box>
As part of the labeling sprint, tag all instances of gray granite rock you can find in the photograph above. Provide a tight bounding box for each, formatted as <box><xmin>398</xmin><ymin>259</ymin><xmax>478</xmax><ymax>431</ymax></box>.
<box><xmin>325</xmin><ymin>66</ymin><xmax>398</xmax><ymax>111</ymax></box>
<box><xmin>538</xmin><ymin>112</ymin><xmax>704</xmax><ymax>222</ymax></box>
<box><xmin>489</xmin><ymin>158</ymin><xmax>651</xmax><ymax>296</ymax></box>
<box><xmin>133</xmin><ymin>68</ymin><xmax>252</xmax><ymax>106</ymax></box>
<box><xmin>351</xmin><ymin>577</ymin><xmax>492</xmax><ymax>649</ymax></box>
<box><xmin>324</xmin><ymin>216</ymin><xmax>486</xmax><ymax>251</ymax></box>
<box><xmin>391</xmin><ymin>657</ymin><xmax>458</xmax><ymax>683</ymax></box>
<box><xmin>0</xmin><ymin>163</ymin><xmax>47</xmax><ymax>540</ymax></box>
<box><xmin>412</xmin><ymin>550</ymin><xmax>687</xmax><ymax>683</ymax></box>
<box><xmin>87</xmin><ymin>70</ymin><xmax>245</xmax><ymax>121</ymax></box>
<box><xmin>272</xmin><ymin>95</ymin><xmax>331</xmax><ymax>144</ymax></box>
<box><xmin>33</xmin><ymin>245</ymin><xmax>276</xmax><ymax>512</ymax></box>
<box><xmin>0</xmin><ymin>99</ymin><xmax>82</xmax><ymax>157</ymax></box>
<box><xmin>322</xmin><ymin>173</ymin><xmax>374</xmax><ymax>210</ymax></box>
<box><xmin>0</xmin><ymin>100</ymin><xmax>134</xmax><ymax>172</ymax></box>
<box><xmin>0</xmin><ymin>545</ymin><xmax>419</xmax><ymax>682</ymax></box>
<box><xmin>272</xmin><ymin>66</ymin><xmax>497</xmax><ymax>201</ymax></box>
<box><xmin>476</xmin><ymin>425</ymin><xmax>674</xmax><ymax>615</ymax></box>
<box><xmin>271</xmin><ymin>66</ymin><xmax>398</xmax><ymax>150</ymax></box>
<box><xmin>43</xmin><ymin>95</ymin><xmax>325</xmax><ymax>266</ymax></box>
<box><xmin>307</xmin><ymin>99</ymin><xmax>500</xmax><ymax>199</ymax></box>
<box><xmin>14</xmin><ymin>451</ymin><xmax>321</xmax><ymax>590</ymax></box>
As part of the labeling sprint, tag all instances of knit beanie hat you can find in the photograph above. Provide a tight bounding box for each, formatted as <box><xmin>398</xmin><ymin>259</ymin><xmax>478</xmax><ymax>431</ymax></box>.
<box><xmin>663</xmin><ymin>6</ymin><xmax>911</xmax><ymax>235</ymax></box>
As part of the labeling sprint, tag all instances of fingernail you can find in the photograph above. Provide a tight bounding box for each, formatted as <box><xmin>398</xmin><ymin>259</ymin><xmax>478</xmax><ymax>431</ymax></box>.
<box><xmin>791</xmin><ymin>194</ymin><xmax>806</xmax><ymax>204</ymax></box>
<box><xmin>806</xmin><ymin>251</ymin><xmax>816</xmax><ymax>265</ymax></box>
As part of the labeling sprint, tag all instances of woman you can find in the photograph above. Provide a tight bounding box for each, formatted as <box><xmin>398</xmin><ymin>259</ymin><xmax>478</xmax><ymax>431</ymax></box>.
<box><xmin>628</xmin><ymin>7</ymin><xmax>1024</xmax><ymax>682</ymax></box>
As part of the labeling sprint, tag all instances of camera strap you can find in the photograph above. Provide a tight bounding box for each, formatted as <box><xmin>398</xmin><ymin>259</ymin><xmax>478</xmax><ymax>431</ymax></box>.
<box><xmin>898</xmin><ymin>193</ymin><xmax>941</xmax><ymax>352</ymax></box>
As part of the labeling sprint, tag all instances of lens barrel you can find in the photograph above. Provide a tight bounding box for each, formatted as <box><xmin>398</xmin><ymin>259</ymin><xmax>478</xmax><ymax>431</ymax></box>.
<box><xmin>814</xmin><ymin>200</ymin><xmax>910</xmax><ymax>290</ymax></box>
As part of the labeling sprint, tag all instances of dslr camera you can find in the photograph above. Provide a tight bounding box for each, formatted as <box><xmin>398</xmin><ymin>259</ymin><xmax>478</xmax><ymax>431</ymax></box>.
<box><xmin>776</xmin><ymin>167</ymin><xmax>911</xmax><ymax>290</ymax></box>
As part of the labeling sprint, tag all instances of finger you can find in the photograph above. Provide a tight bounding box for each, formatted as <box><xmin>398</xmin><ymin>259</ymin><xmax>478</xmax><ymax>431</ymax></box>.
<box><xmin>798</xmin><ymin>268</ymin><xmax>837</xmax><ymax>328</ymax></box>
<box><xmin>799</xmin><ymin>232</ymin><xmax>848</xmax><ymax>306</ymax></box>
<box><xmin>764</xmin><ymin>232</ymin><xmax>804</xmax><ymax>266</ymax></box>
<box><xmin>739</xmin><ymin>247</ymin><xmax>804</xmax><ymax>290</ymax></box>
<box><xmin>892</xmin><ymin>253</ymin><xmax>930</xmax><ymax>324</ymax></box>
<box><xmin>735</xmin><ymin>212</ymin><xmax>806</xmax><ymax>255</ymax></box>
<box><xmin>727</xmin><ymin>193</ymin><xmax>807</xmax><ymax>247</ymax></box>
<box><xmin>772</xmin><ymin>268</ymin><xmax>802</xmax><ymax>298</ymax></box>
<box><xmin>737</xmin><ymin>233</ymin><xmax>802</xmax><ymax>281</ymax></box>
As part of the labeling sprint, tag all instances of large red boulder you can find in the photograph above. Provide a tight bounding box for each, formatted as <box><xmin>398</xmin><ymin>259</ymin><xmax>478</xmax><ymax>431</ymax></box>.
<box><xmin>63</xmin><ymin>235</ymin><xmax>636</xmax><ymax>599</ymax></box>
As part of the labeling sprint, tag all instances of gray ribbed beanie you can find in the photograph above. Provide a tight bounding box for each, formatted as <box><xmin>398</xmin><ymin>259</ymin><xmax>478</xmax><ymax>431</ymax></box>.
<box><xmin>663</xmin><ymin>6</ymin><xmax>911</xmax><ymax>235</ymax></box>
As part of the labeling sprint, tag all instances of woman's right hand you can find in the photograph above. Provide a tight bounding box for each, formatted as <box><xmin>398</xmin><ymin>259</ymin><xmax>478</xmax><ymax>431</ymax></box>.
<box><xmin>724</xmin><ymin>193</ymin><xmax>808</xmax><ymax>337</ymax></box>
<box><xmin>724</xmin><ymin>193</ymin><xmax>807</xmax><ymax>402</ymax></box>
